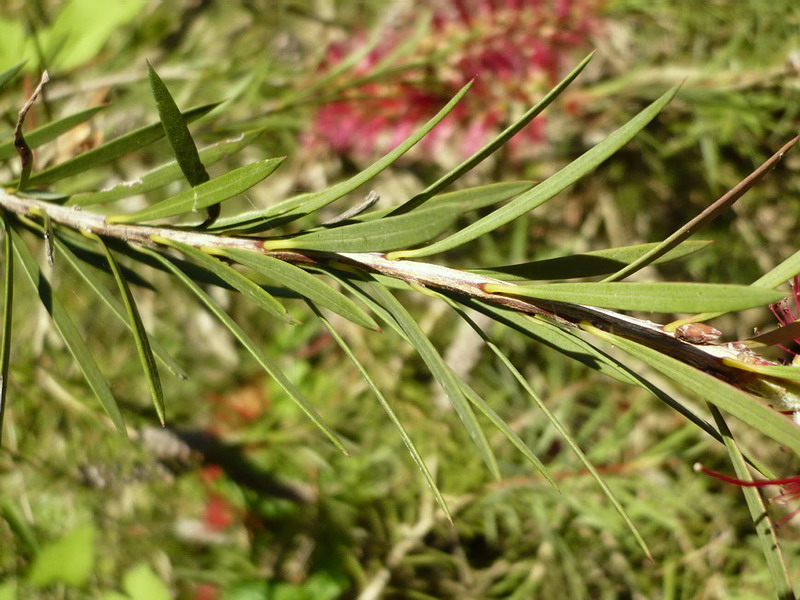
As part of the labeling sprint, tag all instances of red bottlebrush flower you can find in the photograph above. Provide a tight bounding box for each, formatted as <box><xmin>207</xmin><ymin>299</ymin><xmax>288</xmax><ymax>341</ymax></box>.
<box><xmin>769</xmin><ymin>275</ymin><xmax>800</xmax><ymax>356</ymax></box>
<box><xmin>307</xmin><ymin>0</ymin><xmax>604</xmax><ymax>164</ymax></box>
<box><xmin>200</xmin><ymin>464</ymin><xmax>224</xmax><ymax>485</ymax></box>
<box><xmin>203</xmin><ymin>492</ymin><xmax>236</xmax><ymax>532</ymax></box>
<box><xmin>695</xmin><ymin>463</ymin><xmax>800</xmax><ymax>526</ymax></box>
<box><xmin>194</xmin><ymin>584</ymin><xmax>219</xmax><ymax>600</ymax></box>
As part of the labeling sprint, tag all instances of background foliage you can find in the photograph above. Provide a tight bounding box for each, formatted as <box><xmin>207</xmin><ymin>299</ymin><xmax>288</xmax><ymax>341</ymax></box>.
<box><xmin>1</xmin><ymin>1</ymin><xmax>800</xmax><ymax>598</ymax></box>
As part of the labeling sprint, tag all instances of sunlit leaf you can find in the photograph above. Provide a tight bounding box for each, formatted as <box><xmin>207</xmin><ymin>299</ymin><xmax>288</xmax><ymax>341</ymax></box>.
<box><xmin>215</xmin><ymin>248</ymin><xmax>378</xmax><ymax>330</ymax></box>
<box><xmin>352</xmin><ymin>180</ymin><xmax>535</xmax><ymax>222</ymax></box>
<box><xmin>0</xmin><ymin>216</ymin><xmax>13</xmax><ymax>444</ymax></box>
<box><xmin>719</xmin><ymin>358</ymin><xmax>800</xmax><ymax>383</ymax></box>
<box><xmin>473</xmin><ymin>241</ymin><xmax>713</xmax><ymax>281</ymax></box>
<box><xmin>388</xmin><ymin>85</ymin><xmax>681</xmax><ymax>259</ymax></box>
<box><xmin>9</xmin><ymin>227</ymin><xmax>125</xmax><ymax>434</ymax></box>
<box><xmin>54</xmin><ymin>235</ymin><xmax>186</xmax><ymax>378</ymax></box>
<box><xmin>263</xmin><ymin>204</ymin><xmax>458</xmax><ymax>252</ymax></box>
<box><xmin>308</xmin><ymin>301</ymin><xmax>449</xmax><ymax>520</ymax></box>
<box><xmin>27</xmin><ymin>102</ymin><xmax>219</xmax><ymax>186</ymax></box>
<box><xmin>212</xmin><ymin>179</ymin><xmax>531</xmax><ymax>233</ymax></box>
<box><xmin>356</xmin><ymin>278</ymin><xmax>500</xmax><ymax>478</ymax></box>
<box><xmin>107</xmin><ymin>157</ymin><xmax>283</xmax><ymax>224</ymax></box>
<box><xmin>147</xmin><ymin>62</ymin><xmax>209</xmax><ymax>188</ymax></box>
<box><xmin>221</xmin><ymin>80</ymin><xmax>474</xmax><ymax>228</ymax></box>
<box><xmin>584</xmin><ymin>323</ymin><xmax>800</xmax><ymax>454</ymax></box>
<box><xmin>707</xmin><ymin>406</ymin><xmax>794</xmax><ymax>598</ymax></box>
<box><xmin>483</xmin><ymin>281</ymin><xmax>784</xmax><ymax>313</ymax></box>
<box><xmin>135</xmin><ymin>246</ymin><xmax>347</xmax><ymax>454</ymax></box>
<box><xmin>151</xmin><ymin>237</ymin><xmax>294</xmax><ymax>323</ymax></box>
<box><xmin>67</xmin><ymin>133</ymin><xmax>257</xmax><ymax>206</ymax></box>
<box><xmin>89</xmin><ymin>234</ymin><xmax>165</xmax><ymax>424</ymax></box>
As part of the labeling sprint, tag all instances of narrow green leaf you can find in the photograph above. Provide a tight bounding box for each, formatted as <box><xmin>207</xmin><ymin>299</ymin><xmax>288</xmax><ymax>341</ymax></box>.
<box><xmin>483</xmin><ymin>281</ymin><xmax>784</xmax><ymax>313</ymax></box>
<box><xmin>213</xmin><ymin>179</ymin><xmax>531</xmax><ymax>234</ymax></box>
<box><xmin>9</xmin><ymin>228</ymin><xmax>125</xmax><ymax>434</ymax></box>
<box><xmin>234</xmin><ymin>80</ymin><xmax>474</xmax><ymax>225</ymax></box>
<box><xmin>54</xmin><ymin>236</ymin><xmax>186</xmax><ymax>379</ymax></box>
<box><xmin>473</xmin><ymin>241</ymin><xmax>713</xmax><ymax>281</ymax></box>
<box><xmin>307</xmin><ymin>301</ymin><xmax>450</xmax><ymax>521</ymax></box>
<box><xmin>264</xmin><ymin>204</ymin><xmax>458</xmax><ymax>253</ymax></box>
<box><xmin>44</xmin><ymin>227</ymin><xmax>155</xmax><ymax>290</ymax></box>
<box><xmin>89</xmin><ymin>234</ymin><xmax>165</xmax><ymax>424</ymax></box>
<box><xmin>0</xmin><ymin>216</ymin><xmax>13</xmax><ymax>444</ymax></box>
<box><xmin>388</xmin><ymin>85</ymin><xmax>681</xmax><ymax>259</ymax></box>
<box><xmin>151</xmin><ymin>237</ymin><xmax>294</xmax><ymax>323</ymax></box>
<box><xmin>107</xmin><ymin>157</ymin><xmax>283</xmax><ymax>224</ymax></box>
<box><xmin>719</xmin><ymin>359</ymin><xmax>800</xmax><ymax>383</ymax></box>
<box><xmin>147</xmin><ymin>62</ymin><xmax>210</xmax><ymax>188</ymax></box>
<box><xmin>357</xmin><ymin>279</ymin><xmax>500</xmax><ymax>479</ymax></box>
<box><xmin>458</xmin><ymin>378</ymin><xmax>555</xmax><ymax>480</ymax></box>
<box><xmin>352</xmin><ymin>181</ymin><xmax>535</xmax><ymax>223</ymax></box>
<box><xmin>584</xmin><ymin>323</ymin><xmax>800</xmax><ymax>454</ymax></box>
<box><xmin>27</xmin><ymin>102</ymin><xmax>219</xmax><ymax>186</ymax></box>
<box><xmin>470</xmin><ymin>300</ymin><xmax>638</xmax><ymax>385</ymax></box>
<box><xmin>685</xmin><ymin>248</ymin><xmax>800</xmax><ymax>326</ymax></box>
<box><xmin>263</xmin><ymin>182</ymin><xmax>537</xmax><ymax>251</ymax></box>
<box><xmin>320</xmin><ymin>269</ymin><xmax>411</xmax><ymax>340</ymax></box>
<box><xmin>215</xmin><ymin>248</ymin><xmax>378</xmax><ymax>330</ymax></box>
<box><xmin>0</xmin><ymin>106</ymin><xmax>105</xmax><ymax>161</ymax></box>
<box><xmin>0</xmin><ymin>62</ymin><xmax>26</xmax><ymax>90</ymax></box>
<box><xmin>390</xmin><ymin>52</ymin><xmax>594</xmax><ymax>215</ymax></box>
<box><xmin>417</xmin><ymin>291</ymin><xmax>554</xmax><ymax>485</ymax></box>
<box><xmin>67</xmin><ymin>133</ymin><xmax>256</xmax><ymax>206</ymax></box>
<box><xmin>469</xmin><ymin>299</ymin><xmax>741</xmax><ymax>447</ymax></box>
<box><xmin>135</xmin><ymin>246</ymin><xmax>347</xmax><ymax>454</ymax></box>
<box><xmin>751</xmin><ymin>249</ymin><xmax>800</xmax><ymax>290</ymax></box>
<box><xmin>707</xmin><ymin>406</ymin><xmax>795</xmax><ymax>599</ymax></box>
<box><xmin>454</xmin><ymin>325</ymin><xmax>651</xmax><ymax>557</ymax></box>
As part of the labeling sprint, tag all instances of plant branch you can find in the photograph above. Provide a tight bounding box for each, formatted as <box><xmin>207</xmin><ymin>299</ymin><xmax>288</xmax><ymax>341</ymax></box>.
<box><xmin>0</xmin><ymin>189</ymin><xmax>791</xmax><ymax>398</ymax></box>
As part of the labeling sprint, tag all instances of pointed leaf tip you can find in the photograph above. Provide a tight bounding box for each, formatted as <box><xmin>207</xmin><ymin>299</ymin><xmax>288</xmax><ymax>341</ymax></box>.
<box><xmin>147</xmin><ymin>61</ymin><xmax>210</xmax><ymax>189</ymax></box>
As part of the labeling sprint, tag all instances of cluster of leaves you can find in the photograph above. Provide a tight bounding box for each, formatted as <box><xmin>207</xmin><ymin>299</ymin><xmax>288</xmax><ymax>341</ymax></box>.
<box><xmin>1</xmin><ymin>2</ymin><xmax>800</xmax><ymax>598</ymax></box>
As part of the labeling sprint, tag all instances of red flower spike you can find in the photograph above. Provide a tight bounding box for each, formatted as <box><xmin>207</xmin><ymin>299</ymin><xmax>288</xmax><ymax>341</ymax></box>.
<box><xmin>694</xmin><ymin>463</ymin><xmax>800</xmax><ymax>525</ymax></box>
<box><xmin>194</xmin><ymin>584</ymin><xmax>219</xmax><ymax>600</ymax></box>
<box><xmin>307</xmin><ymin>0</ymin><xmax>603</xmax><ymax>164</ymax></box>
<box><xmin>203</xmin><ymin>493</ymin><xmax>236</xmax><ymax>532</ymax></box>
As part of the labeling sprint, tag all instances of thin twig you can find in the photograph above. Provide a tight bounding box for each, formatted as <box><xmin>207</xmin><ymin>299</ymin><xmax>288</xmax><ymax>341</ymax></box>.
<box><xmin>603</xmin><ymin>136</ymin><xmax>799</xmax><ymax>282</ymax></box>
<box><xmin>14</xmin><ymin>71</ymin><xmax>50</xmax><ymax>191</ymax></box>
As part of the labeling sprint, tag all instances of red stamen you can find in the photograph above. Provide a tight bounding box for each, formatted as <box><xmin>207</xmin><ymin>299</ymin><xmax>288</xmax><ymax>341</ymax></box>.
<box><xmin>694</xmin><ymin>463</ymin><xmax>800</xmax><ymax>488</ymax></box>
